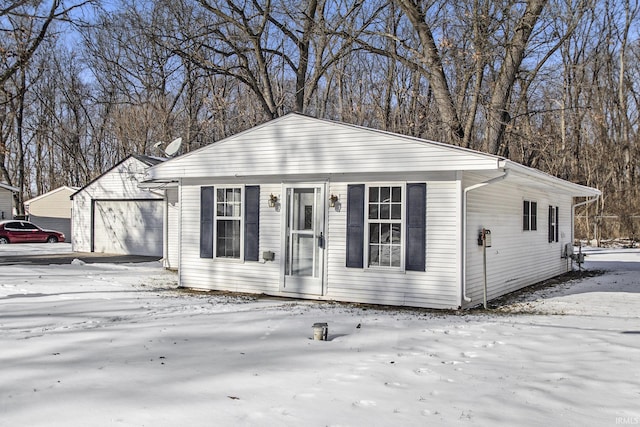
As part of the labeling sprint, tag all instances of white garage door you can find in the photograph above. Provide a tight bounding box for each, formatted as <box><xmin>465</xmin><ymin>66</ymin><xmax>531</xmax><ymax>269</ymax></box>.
<box><xmin>94</xmin><ymin>200</ymin><xmax>163</xmax><ymax>256</ymax></box>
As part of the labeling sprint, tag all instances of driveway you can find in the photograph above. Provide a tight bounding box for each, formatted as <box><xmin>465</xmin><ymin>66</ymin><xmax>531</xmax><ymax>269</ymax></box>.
<box><xmin>0</xmin><ymin>243</ymin><xmax>161</xmax><ymax>265</ymax></box>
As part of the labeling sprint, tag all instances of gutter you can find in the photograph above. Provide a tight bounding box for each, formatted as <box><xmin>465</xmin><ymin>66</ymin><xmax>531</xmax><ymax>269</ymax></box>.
<box><xmin>461</xmin><ymin>170</ymin><xmax>509</xmax><ymax>304</ymax></box>
<box><xmin>500</xmin><ymin>160</ymin><xmax>601</xmax><ymax>197</ymax></box>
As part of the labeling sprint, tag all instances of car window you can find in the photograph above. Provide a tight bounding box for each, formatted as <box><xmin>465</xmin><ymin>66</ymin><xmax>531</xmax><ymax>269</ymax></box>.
<box><xmin>4</xmin><ymin>222</ymin><xmax>21</xmax><ymax>230</ymax></box>
<box><xmin>21</xmin><ymin>222</ymin><xmax>39</xmax><ymax>230</ymax></box>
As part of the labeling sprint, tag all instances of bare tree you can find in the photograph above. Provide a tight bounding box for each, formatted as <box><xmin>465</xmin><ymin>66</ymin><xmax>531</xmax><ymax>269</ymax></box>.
<box><xmin>0</xmin><ymin>0</ymin><xmax>92</xmax><ymax>87</ymax></box>
<box><xmin>154</xmin><ymin>0</ymin><xmax>380</xmax><ymax>119</ymax></box>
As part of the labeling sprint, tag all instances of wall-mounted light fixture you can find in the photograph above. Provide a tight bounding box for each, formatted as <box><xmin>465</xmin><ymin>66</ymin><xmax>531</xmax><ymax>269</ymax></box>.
<box><xmin>268</xmin><ymin>193</ymin><xmax>278</xmax><ymax>208</ymax></box>
<box><xmin>329</xmin><ymin>194</ymin><xmax>339</xmax><ymax>208</ymax></box>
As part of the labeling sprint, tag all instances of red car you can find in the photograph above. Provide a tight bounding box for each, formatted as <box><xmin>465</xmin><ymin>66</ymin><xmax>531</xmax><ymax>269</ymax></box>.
<box><xmin>0</xmin><ymin>220</ymin><xmax>65</xmax><ymax>244</ymax></box>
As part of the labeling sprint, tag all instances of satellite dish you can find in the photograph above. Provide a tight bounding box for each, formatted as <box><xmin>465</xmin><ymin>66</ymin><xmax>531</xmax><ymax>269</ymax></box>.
<box><xmin>164</xmin><ymin>137</ymin><xmax>182</xmax><ymax>157</ymax></box>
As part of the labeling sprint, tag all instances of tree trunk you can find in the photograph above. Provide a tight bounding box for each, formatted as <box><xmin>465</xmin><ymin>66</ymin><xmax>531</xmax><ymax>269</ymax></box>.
<box><xmin>484</xmin><ymin>0</ymin><xmax>548</xmax><ymax>155</ymax></box>
<box><xmin>394</xmin><ymin>0</ymin><xmax>464</xmax><ymax>145</ymax></box>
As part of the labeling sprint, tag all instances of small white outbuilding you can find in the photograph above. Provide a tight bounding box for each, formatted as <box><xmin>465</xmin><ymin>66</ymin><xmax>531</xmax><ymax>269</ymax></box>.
<box><xmin>24</xmin><ymin>186</ymin><xmax>78</xmax><ymax>240</ymax></box>
<box><xmin>0</xmin><ymin>182</ymin><xmax>19</xmax><ymax>220</ymax></box>
<box><xmin>71</xmin><ymin>155</ymin><xmax>165</xmax><ymax>256</ymax></box>
<box><xmin>144</xmin><ymin>114</ymin><xmax>601</xmax><ymax>309</ymax></box>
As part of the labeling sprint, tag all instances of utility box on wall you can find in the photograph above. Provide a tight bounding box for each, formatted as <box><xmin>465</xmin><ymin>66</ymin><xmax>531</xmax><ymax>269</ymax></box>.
<box><xmin>478</xmin><ymin>228</ymin><xmax>492</xmax><ymax>247</ymax></box>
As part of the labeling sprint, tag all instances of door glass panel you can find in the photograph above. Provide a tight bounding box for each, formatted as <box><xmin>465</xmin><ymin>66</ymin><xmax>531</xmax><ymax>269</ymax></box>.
<box><xmin>292</xmin><ymin>234</ymin><xmax>314</xmax><ymax>276</ymax></box>
<box><xmin>286</xmin><ymin>187</ymin><xmax>320</xmax><ymax>278</ymax></box>
<box><xmin>285</xmin><ymin>188</ymin><xmax>292</xmax><ymax>275</ymax></box>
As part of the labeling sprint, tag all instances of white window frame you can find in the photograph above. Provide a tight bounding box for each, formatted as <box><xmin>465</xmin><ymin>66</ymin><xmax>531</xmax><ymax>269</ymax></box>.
<box><xmin>214</xmin><ymin>186</ymin><xmax>244</xmax><ymax>260</ymax></box>
<box><xmin>364</xmin><ymin>183</ymin><xmax>406</xmax><ymax>270</ymax></box>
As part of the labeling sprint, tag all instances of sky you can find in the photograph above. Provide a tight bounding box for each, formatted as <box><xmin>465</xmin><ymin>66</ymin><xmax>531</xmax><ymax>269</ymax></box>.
<box><xmin>0</xmin><ymin>243</ymin><xmax>639</xmax><ymax>426</ymax></box>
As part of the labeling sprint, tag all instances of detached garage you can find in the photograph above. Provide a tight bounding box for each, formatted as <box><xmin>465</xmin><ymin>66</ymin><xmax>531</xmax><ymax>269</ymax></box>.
<box><xmin>71</xmin><ymin>155</ymin><xmax>165</xmax><ymax>256</ymax></box>
<box><xmin>25</xmin><ymin>186</ymin><xmax>78</xmax><ymax>241</ymax></box>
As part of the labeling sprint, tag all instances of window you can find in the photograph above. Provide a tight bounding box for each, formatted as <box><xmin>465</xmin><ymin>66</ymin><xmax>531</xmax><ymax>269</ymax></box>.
<box><xmin>523</xmin><ymin>200</ymin><xmax>537</xmax><ymax>231</ymax></box>
<box><xmin>367</xmin><ymin>185</ymin><xmax>403</xmax><ymax>268</ymax></box>
<box><xmin>21</xmin><ymin>222</ymin><xmax>39</xmax><ymax>230</ymax></box>
<box><xmin>548</xmin><ymin>205</ymin><xmax>559</xmax><ymax>243</ymax></box>
<box><xmin>215</xmin><ymin>188</ymin><xmax>242</xmax><ymax>258</ymax></box>
<box><xmin>346</xmin><ymin>183</ymin><xmax>425</xmax><ymax>271</ymax></box>
<box><xmin>201</xmin><ymin>186</ymin><xmax>260</xmax><ymax>261</ymax></box>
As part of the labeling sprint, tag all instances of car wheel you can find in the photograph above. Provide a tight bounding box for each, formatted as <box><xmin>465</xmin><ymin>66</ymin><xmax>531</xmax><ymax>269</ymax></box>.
<box><xmin>46</xmin><ymin>236</ymin><xmax>58</xmax><ymax>243</ymax></box>
<box><xmin>0</xmin><ymin>237</ymin><xmax>9</xmax><ymax>244</ymax></box>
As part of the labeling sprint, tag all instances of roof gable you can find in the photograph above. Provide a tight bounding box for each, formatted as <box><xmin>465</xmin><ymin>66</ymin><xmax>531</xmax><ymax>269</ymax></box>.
<box><xmin>147</xmin><ymin>114</ymin><xmax>501</xmax><ymax>180</ymax></box>
<box><xmin>72</xmin><ymin>155</ymin><xmax>162</xmax><ymax>199</ymax></box>
<box><xmin>145</xmin><ymin>114</ymin><xmax>600</xmax><ymax>197</ymax></box>
<box><xmin>25</xmin><ymin>186</ymin><xmax>78</xmax><ymax>205</ymax></box>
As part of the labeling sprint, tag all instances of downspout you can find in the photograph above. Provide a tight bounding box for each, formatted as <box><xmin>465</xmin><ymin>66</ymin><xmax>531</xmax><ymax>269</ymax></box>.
<box><xmin>571</xmin><ymin>195</ymin><xmax>600</xmax><ymax>245</ymax></box>
<box><xmin>461</xmin><ymin>170</ymin><xmax>509</xmax><ymax>304</ymax></box>
<box><xmin>163</xmin><ymin>189</ymin><xmax>169</xmax><ymax>269</ymax></box>
<box><xmin>145</xmin><ymin>187</ymin><xmax>170</xmax><ymax>268</ymax></box>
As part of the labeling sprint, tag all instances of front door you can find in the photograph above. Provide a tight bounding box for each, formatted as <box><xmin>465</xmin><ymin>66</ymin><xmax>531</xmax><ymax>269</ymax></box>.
<box><xmin>281</xmin><ymin>184</ymin><xmax>325</xmax><ymax>295</ymax></box>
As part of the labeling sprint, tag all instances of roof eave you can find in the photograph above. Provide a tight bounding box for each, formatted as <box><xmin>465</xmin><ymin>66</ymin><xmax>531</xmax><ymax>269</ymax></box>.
<box><xmin>501</xmin><ymin>160</ymin><xmax>601</xmax><ymax>197</ymax></box>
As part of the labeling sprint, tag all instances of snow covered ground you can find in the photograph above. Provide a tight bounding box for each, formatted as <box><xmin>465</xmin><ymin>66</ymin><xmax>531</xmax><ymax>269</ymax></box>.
<box><xmin>1</xmin><ymin>244</ymin><xmax>639</xmax><ymax>426</ymax></box>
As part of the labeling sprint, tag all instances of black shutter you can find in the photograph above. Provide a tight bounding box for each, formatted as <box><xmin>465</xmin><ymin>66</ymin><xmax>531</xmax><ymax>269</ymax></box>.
<box><xmin>244</xmin><ymin>185</ymin><xmax>260</xmax><ymax>261</ymax></box>
<box><xmin>200</xmin><ymin>186</ymin><xmax>214</xmax><ymax>258</ymax></box>
<box><xmin>406</xmin><ymin>183</ymin><xmax>426</xmax><ymax>271</ymax></box>
<box><xmin>346</xmin><ymin>184</ymin><xmax>365</xmax><ymax>268</ymax></box>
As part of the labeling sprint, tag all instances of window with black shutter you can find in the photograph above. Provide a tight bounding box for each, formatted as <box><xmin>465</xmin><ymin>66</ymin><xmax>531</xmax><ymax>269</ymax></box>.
<box><xmin>200</xmin><ymin>185</ymin><xmax>260</xmax><ymax>261</ymax></box>
<box><xmin>346</xmin><ymin>183</ymin><xmax>426</xmax><ymax>271</ymax></box>
<box><xmin>523</xmin><ymin>200</ymin><xmax>537</xmax><ymax>231</ymax></box>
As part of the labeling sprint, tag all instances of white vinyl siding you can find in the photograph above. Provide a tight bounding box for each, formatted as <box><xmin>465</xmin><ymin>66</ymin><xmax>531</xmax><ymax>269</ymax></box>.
<box><xmin>25</xmin><ymin>186</ymin><xmax>75</xmax><ymax>218</ymax></box>
<box><xmin>148</xmin><ymin>115</ymin><xmax>599</xmax><ymax>309</ymax></box>
<box><xmin>25</xmin><ymin>187</ymin><xmax>76</xmax><ymax>241</ymax></box>
<box><xmin>465</xmin><ymin>173</ymin><xmax>573</xmax><ymax>306</ymax></box>
<box><xmin>177</xmin><ymin>179</ymin><xmax>460</xmax><ymax>309</ymax></box>
<box><xmin>148</xmin><ymin>115</ymin><xmax>499</xmax><ymax>181</ymax></box>
<box><xmin>326</xmin><ymin>180</ymin><xmax>459</xmax><ymax>309</ymax></box>
<box><xmin>71</xmin><ymin>157</ymin><xmax>163</xmax><ymax>255</ymax></box>
<box><xmin>0</xmin><ymin>189</ymin><xmax>13</xmax><ymax>220</ymax></box>
<box><xmin>179</xmin><ymin>183</ymin><xmax>281</xmax><ymax>295</ymax></box>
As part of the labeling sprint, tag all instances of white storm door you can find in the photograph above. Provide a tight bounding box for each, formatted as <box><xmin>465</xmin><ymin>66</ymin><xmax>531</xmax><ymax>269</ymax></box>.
<box><xmin>281</xmin><ymin>184</ymin><xmax>325</xmax><ymax>295</ymax></box>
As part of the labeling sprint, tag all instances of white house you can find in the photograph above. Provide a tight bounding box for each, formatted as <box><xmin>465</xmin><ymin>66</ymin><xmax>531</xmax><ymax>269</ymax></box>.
<box><xmin>24</xmin><ymin>186</ymin><xmax>78</xmax><ymax>240</ymax></box>
<box><xmin>144</xmin><ymin>114</ymin><xmax>600</xmax><ymax>309</ymax></box>
<box><xmin>0</xmin><ymin>182</ymin><xmax>19</xmax><ymax>220</ymax></box>
<box><xmin>71</xmin><ymin>155</ymin><xmax>165</xmax><ymax>256</ymax></box>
